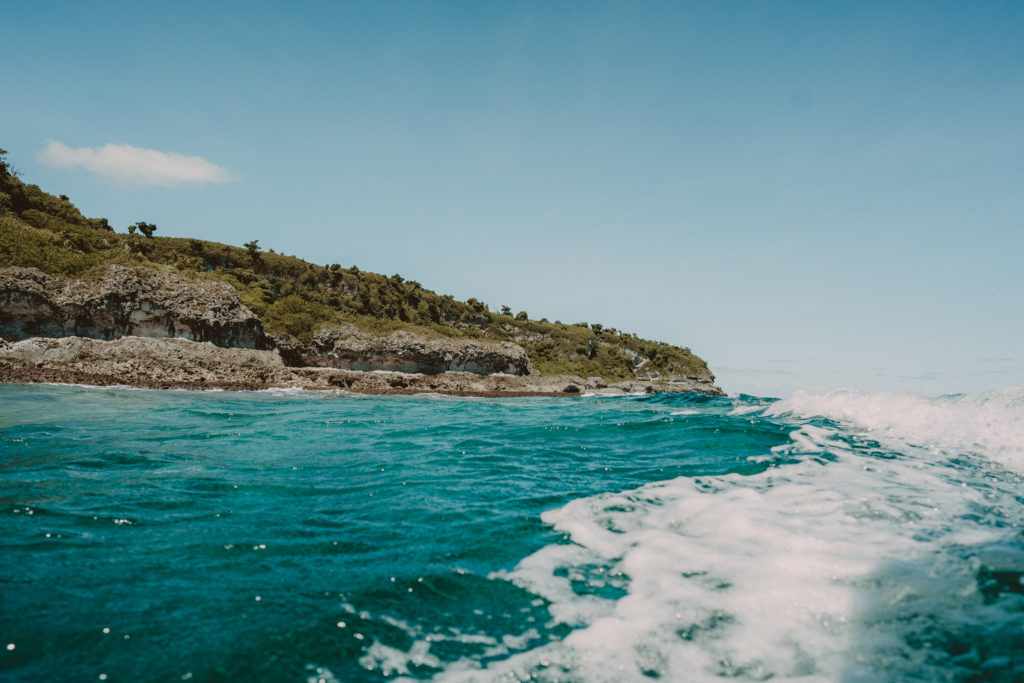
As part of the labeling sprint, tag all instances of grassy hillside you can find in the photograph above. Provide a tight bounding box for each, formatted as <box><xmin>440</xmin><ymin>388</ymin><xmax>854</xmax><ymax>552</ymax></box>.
<box><xmin>0</xmin><ymin>149</ymin><xmax>712</xmax><ymax>381</ymax></box>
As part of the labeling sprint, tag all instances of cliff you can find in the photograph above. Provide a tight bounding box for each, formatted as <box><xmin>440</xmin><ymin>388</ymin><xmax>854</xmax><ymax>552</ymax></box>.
<box><xmin>295</xmin><ymin>325</ymin><xmax>532</xmax><ymax>376</ymax></box>
<box><xmin>0</xmin><ymin>335</ymin><xmax>720</xmax><ymax>396</ymax></box>
<box><xmin>0</xmin><ymin>264</ymin><xmax>723</xmax><ymax>395</ymax></box>
<box><xmin>0</xmin><ymin>265</ymin><xmax>265</xmax><ymax>348</ymax></box>
<box><xmin>0</xmin><ymin>266</ymin><xmax>545</xmax><ymax>379</ymax></box>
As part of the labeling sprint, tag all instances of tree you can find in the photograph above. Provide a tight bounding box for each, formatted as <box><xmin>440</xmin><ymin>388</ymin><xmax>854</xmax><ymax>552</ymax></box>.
<box><xmin>500</xmin><ymin>305</ymin><xmax>512</xmax><ymax>316</ymax></box>
<box><xmin>244</xmin><ymin>240</ymin><xmax>261</xmax><ymax>263</ymax></box>
<box><xmin>130</xmin><ymin>221</ymin><xmax>157</xmax><ymax>238</ymax></box>
<box><xmin>516</xmin><ymin>311</ymin><xmax>528</xmax><ymax>321</ymax></box>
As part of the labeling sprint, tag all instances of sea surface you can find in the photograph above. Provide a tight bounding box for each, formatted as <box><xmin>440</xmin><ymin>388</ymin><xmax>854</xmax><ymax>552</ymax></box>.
<box><xmin>1</xmin><ymin>383</ymin><xmax>1022</xmax><ymax>682</ymax></box>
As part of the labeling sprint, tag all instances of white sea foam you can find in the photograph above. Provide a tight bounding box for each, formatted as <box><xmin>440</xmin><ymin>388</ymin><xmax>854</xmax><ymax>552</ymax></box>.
<box><xmin>424</xmin><ymin>389</ymin><xmax>1024</xmax><ymax>681</ymax></box>
<box><xmin>765</xmin><ymin>385</ymin><xmax>1024</xmax><ymax>473</ymax></box>
<box><xmin>360</xmin><ymin>640</ymin><xmax>442</xmax><ymax>677</ymax></box>
<box><xmin>304</xmin><ymin>663</ymin><xmax>341</xmax><ymax>683</ymax></box>
<box><xmin>41</xmin><ymin>381</ymin><xmax>137</xmax><ymax>390</ymax></box>
<box><xmin>250</xmin><ymin>385</ymin><xmax>331</xmax><ymax>397</ymax></box>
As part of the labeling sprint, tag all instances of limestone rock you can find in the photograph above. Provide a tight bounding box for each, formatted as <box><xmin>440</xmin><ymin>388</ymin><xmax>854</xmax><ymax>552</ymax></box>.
<box><xmin>0</xmin><ymin>336</ymin><xmax>293</xmax><ymax>390</ymax></box>
<box><xmin>299</xmin><ymin>325</ymin><xmax>533</xmax><ymax>376</ymax></box>
<box><xmin>0</xmin><ymin>265</ymin><xmax>267</xmax><ymax>348</ymax></box>
<box><xmin>268</xmin><ymin>333</ymin><xmax>307</xmax><ymax>366</ymax></box>
<box><xmin>0</xmin><ymin>334</ymin><xmax>726</xmax><ymax>396</ymax></box>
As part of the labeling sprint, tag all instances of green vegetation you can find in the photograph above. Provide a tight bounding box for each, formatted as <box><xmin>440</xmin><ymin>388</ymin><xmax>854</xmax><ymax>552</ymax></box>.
<box><xmin>130</xmin><ymin>221</ymin><xmax>157</xmax><ymax>238</ymax></box>
<box><xmin>0</xmin><ymin>148</ymin><xmax>711</xmax><ymax>379</ymax></box>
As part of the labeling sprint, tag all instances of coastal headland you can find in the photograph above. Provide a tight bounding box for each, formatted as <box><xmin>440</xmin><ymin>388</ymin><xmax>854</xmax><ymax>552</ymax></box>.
<box><xmin>0</xmin><ymin>266</ymin><xmax>722</xmax><ymax>396</ymax></box>
<box><xmin>0</xmin><ymin>148</ymin><xmax>723</xmax><ymax>396</ymax></box>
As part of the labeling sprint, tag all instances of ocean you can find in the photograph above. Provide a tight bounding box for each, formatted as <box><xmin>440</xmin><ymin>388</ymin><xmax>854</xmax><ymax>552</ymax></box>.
<box><xmin>1</xmin><ymin>383</ymin><xmax>1021</xmax><ymax>682</ymax></box>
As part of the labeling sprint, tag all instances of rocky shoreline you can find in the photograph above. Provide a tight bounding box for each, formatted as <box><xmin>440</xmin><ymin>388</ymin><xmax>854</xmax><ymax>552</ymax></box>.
<box><xmin>0</xmin><ymin>336</ymin><xmax>723</xmax><ymax>396</ymax></box>
<box><xmin>0</xmin><ymin>265</ymin><xmax>725</xmax><ymax>397</ymax></box>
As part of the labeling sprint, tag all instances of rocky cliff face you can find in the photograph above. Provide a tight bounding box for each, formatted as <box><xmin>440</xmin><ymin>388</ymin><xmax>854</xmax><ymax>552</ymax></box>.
<box><xmin>0</xmin><ymin>336</ymin><xmax>724</xmax><ymax>396</ymax></box>
<box><xmin>0</xmin><ymin>266</ymin><xmax>721</xmax><ymax>391</ymax></box>
<box><xmin>0</xmin><ymin>266</ymin><xmax>267</xmax><ymax>348</ymax></box>
<box><xmin>0</xmin><ymin>267</ymin><xmax>535</xmax><ymax>377</ymax></box>
<box><xmin>0</xmin><ymin>336</ymin><xmax>294</xmax><ymax>389</ymax></box>
<box><xmin>284</xmin><ymin>325</ymin><xmax>533</xmax><ymax>376</ymax></box>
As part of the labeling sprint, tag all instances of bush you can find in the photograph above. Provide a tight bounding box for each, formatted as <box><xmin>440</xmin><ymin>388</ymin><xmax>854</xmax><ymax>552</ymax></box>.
<box><xmin>261</xmin><ymin>295</ymin><xmax>334</xmax><ymax>341</ymax></box>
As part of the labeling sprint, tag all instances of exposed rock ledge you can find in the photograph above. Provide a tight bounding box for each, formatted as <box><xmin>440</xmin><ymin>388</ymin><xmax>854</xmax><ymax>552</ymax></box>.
<box><xmin>278</xmin><ymin>325</ymin><xmax>532</xmax><ymax>376</ymax></box>
<box><xmin>0</xmin><ymin>336</ymin><xmax>725</xmax><ymax>397</ymax></box>
<box><xmin>0</xmin><ymin>265</ymin><xmax>266</xmax><ymax>349</ymax></box>
<box><xmin>0</xmin><ymin>266</ymin><xmax>726</xmax><ymax>396</ymax></box>
<box><xmin>0</xmin><ymin>266</ymin><xmax>536</xmax><ymax>377</ymax></box>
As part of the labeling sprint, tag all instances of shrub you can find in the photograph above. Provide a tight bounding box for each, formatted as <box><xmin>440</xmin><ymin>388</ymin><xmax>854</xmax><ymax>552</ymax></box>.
<box><xmin>131</xmin><ymin>222</ymin><xmax>157</xmax><ymax>238</ymax></box>
<box><xmin>261</xmin><ymin>295</ymin><xmax>334</xmax><ymax>341</ymax></box>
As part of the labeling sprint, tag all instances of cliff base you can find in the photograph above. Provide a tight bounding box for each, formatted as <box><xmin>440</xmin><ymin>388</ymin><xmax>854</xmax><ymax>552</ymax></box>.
<box><xmin>0</xmin><ymin>336</ymin><xmax>725</xmax><ymax>397</ymax></box>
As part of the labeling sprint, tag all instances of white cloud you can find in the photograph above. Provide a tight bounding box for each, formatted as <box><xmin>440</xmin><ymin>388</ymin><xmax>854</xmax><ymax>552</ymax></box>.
<box><xmin>38</xmin><ymin>140</ymin><xmax>233</xmax><ymax>186</ymax></box>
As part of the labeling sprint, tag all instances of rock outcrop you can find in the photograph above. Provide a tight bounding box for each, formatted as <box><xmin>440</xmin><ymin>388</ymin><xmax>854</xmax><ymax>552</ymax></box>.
<box><xmin>0</xmin><ymin>336</ymin><xmax>294</xmax><ymax>390</ymax></box>
<box><xmin>0</xmin><ymin>267</ymin><xmax>726</xmax><ymax>396</ymax></box>
<box><xmin>0</xmin><ymin>335</ymin><xmax>725</xmax><ymax>396</ymax></box>
<box><xmin>0</xmin><ymin>266</ymin><xmax>267</xmax><ymax>348</ymax></box>
<box><xmin>285</xmin><ymin>325</ymin><xmax>533</xmax><ymax>376</ymax></box>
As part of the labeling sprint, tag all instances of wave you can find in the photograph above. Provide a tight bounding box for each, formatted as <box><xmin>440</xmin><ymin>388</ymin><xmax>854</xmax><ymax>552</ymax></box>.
<box><xmin>419</xmin><ymin>388</ymin><xmax>1024</xmax><ymax>681</ymax></box>
<box><xmin>763</xmin><ymin>385</ymin><xmax>1024</xmax><ymax>473</ymax></box>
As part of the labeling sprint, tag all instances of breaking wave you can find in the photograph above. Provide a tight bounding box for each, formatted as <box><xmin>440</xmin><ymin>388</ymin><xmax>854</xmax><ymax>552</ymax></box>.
<box><xmin>420</xmin><ymin>388</ymin><xmax>1024</xmax><ymax>681</ymax></box>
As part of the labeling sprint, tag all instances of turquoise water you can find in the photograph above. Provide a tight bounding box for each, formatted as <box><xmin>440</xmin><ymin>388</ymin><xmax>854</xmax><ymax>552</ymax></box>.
<box><xmin>1</xmin><ymin>384</ymin><xmax>1022</xmax><ymax>681</ymax></box>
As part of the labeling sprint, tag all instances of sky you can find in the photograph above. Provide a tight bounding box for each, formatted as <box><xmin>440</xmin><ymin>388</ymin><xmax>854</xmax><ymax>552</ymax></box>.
<box><xmin>3</xmin><ymin>0</ymin><xmax>1023</xmax><ymax>397</ymax></box>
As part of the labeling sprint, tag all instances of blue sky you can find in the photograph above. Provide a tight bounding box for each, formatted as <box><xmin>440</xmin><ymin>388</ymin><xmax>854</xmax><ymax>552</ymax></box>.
<box><xmin>3</xmin><ymin>1</ymin><xmax>1023</xmax><ymax>397</ymax></box>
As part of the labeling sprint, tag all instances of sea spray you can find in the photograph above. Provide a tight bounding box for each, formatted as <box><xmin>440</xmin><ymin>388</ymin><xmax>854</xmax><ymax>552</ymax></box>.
<box><xmin>766</xmin><ymin>386</ymin><xmax>1024</xmax><ymax>471</ymax></box>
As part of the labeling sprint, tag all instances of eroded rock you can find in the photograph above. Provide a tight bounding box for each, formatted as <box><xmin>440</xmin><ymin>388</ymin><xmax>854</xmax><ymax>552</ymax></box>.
<box><xmin>0</xmin><ymin>335</ymin><xmax>726</xmax><ymax>396</ymax></box>
<box><xmin>297</xmin><ymin>325</ymin><xmax>534</xmax><ymax>376</ymax></box>
<box><xmin>0</xmin><ymin>266</ymin><xmax>267</xmax><ymax>348</ymax></box>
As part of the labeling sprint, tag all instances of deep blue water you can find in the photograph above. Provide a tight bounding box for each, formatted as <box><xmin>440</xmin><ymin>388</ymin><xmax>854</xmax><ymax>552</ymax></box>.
<box><xmin>1</xmin><ymin>384</ymin><xmax>1022</xmax><ymax>681</ymax></box>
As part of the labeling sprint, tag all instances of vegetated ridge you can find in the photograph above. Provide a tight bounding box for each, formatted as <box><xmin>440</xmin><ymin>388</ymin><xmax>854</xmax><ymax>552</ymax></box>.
<box><xmin>0</xmin><ymin>148</ymin><xmax>714</xmax><ymax>384</ymax></box>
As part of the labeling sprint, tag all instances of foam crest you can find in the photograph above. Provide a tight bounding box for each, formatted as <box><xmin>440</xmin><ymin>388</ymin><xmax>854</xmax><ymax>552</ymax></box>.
<box><xmin>435</xmin><ymin>422</ymin><xmax>1024</xmax><ymax>681</ymax></box>
<box><xmin>765</xmin><ymin>386</ymin><xmax>1024</xmax><ymax>472</ymax></box>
